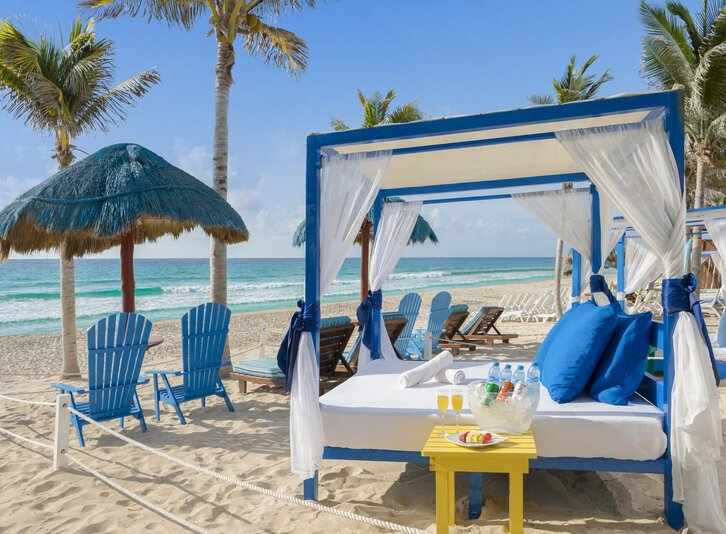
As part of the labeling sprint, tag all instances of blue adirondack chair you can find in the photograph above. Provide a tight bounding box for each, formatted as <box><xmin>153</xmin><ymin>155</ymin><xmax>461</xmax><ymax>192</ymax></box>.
<box><xmin>393</xmin><ymin>293</ymin><xmax>422</xmax><ymax>355</ymax></box>
<box><xmin>52</xmin><ymin>313</ymin><xmax>153</xmax><ymax>447</ymax></box>
<box><xmin>405</xmin><ymin>291</ymin><xmax>452</xmax><ymax>359</ymax></box>
<box><xmin>148</xmin><ymin>303</ymin><xmax>234</xmax><ymax>424</ymax></box>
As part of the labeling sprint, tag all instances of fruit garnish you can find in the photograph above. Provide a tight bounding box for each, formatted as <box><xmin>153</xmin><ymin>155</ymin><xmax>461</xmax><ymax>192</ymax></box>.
<box><xmin>459</xmin><ymin>431</ymin><xmax>469</xmax><ymax>442</ymax></box>
<box><xmin>483</xmin><ymin>432</ymin><xmax>492</xmax><ymax>443</ymax></box>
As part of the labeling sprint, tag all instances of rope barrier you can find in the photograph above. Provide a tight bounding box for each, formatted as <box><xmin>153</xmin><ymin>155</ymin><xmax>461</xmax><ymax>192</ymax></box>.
<box><xmin>0</xmin><ymin>426</ymin><xmax>53</xmax><ymax>451</ymax></box>
<box><xmin>0</xmin><ymin>394</ymin><xmax>55</xmax><ymax>407</ymax></box>
<box><xmin>68</xmin><ymin>407</ymin><xmax>426</xmax><ymax>534</ymax></box>
<box><xmin>66</xmin><ymin>454</ymin><xmax>209</xmax><ymax>534</ymax></box>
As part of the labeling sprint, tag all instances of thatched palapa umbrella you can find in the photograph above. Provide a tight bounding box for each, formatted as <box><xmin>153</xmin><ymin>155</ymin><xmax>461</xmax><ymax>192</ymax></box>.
<box><xmin>0</xmin><ymin>143</ymin><xmax>249</xmax><ymax>316</ymax></box>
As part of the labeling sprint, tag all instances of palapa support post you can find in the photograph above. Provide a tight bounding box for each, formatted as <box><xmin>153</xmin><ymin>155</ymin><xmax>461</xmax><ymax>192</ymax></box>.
<box><xmin>616</xmin><ymin>234</ymin><xmax>626</xmax><ymax>310</ymax></box>
<box><xmin>571</xmin><ymin>249</ymin><xmax>582</xmax><ymax>306</ymax></box>
<box><xmin>360</xmin><ymin>219</ymin><xmax>371</xmax><ymax>302</ymax></box>
<box><xmin>53</xmin><ymin>393</ymin><xmax>71</xmax><ymax>470</ymax></box>
<box><xmin>120</xmin><ymin>232</ymin><xmax>135</xmax><ymax>313</ymax></box>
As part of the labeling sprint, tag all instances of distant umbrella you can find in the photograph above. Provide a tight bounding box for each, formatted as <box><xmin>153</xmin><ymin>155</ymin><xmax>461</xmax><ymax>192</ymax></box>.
<box><xmin>0</xmin><ymin>143</ymin><xmax>248</xmax><ymax>312</ymax></box>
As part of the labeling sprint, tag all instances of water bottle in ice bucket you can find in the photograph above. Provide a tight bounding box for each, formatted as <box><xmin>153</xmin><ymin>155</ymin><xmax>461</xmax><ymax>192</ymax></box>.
<box><xmin>513</xmin><ymin>364</ymin><xmax>525</xmax><ymax>384</ymax></box>
<box><xmin>487</xmin><ymin>362</ymin><xmax>501</xmax><ymax>385</ymax></box>
<box><xmin>526</xmin><ymin>363</ymin><xmax>541</xmax><ymax>407</ymax></box>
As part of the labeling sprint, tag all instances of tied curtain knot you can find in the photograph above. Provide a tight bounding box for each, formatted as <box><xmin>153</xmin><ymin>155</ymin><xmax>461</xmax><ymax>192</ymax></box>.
<box><xmin>589</xmin><ymin>274</ymin><xmax>618</xmax><ymax>306</ymax></box>
<box><xmin>356</xmin><ymin>289</ymin><xmax>383</xmax><ymax>360</ymax></box>
<box><xmin>277</xmin><ymin>300</ymin><xmax>320</xmax><ymax>393</ymax></box>
<box><xmin>663</xmin><ymin>274</ymin><xmax>719</xmax><ymax>382</ymax></box>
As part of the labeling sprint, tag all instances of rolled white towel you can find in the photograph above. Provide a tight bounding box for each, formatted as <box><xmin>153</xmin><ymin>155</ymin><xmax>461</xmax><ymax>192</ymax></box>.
<box><xmin>435</xmin><ymin>368</ymin><xmax>466</xmax><ymax>385</ymax></box>
<box><xmin>399</xmin><ymin>351</ymin><xmax>454</xmax><ymax>388</ymax></box>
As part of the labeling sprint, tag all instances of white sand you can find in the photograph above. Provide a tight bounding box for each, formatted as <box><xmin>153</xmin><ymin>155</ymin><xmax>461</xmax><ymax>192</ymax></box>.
<box><xmin>0</xmin><ymin>279</ymin><xmax>724</xmax><ymax>533</ymax></box>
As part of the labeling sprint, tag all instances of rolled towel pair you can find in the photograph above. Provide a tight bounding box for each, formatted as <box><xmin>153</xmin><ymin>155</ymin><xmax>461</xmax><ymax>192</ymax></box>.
<box><xmin>435</xmin><ymin>368</ymin><xmax>466</xmax><ymax>385</ymax></box>
<box><xmin>399</xmin><ymin>351</ymin><xmax>454</xmax><ymax>388</ymax></box>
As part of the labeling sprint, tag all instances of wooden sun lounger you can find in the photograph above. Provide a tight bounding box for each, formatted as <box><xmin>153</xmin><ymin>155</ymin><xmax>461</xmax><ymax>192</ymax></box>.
<box><xmin>436</xmin><ymin>305</ymin><xmax>471</xmax><ymax>355</ymax></box>
<box><xmin>339</xmin><ymin>311</ymin><xmax>409</xmax><ymax>371</ymax></box>
<box><xmin>444</xmin><ymin>306</ymin><xmax>518</xmax><ymax>348</ymax></box>
<box><xmin>230</xmin><ymin>317</ymin><xmax>355</xmax><ymax>394</ymax></box>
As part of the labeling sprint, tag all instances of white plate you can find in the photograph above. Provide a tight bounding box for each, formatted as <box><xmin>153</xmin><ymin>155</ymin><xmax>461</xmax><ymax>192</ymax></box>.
<box><xmin>445</xmin><ymin>432</ymin><xmax>507</xmax><ymax>448</ymax></box>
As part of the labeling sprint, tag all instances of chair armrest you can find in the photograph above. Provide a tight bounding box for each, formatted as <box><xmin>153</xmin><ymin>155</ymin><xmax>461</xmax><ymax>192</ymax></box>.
<box><xmin>137</xmin><ymin>376</ymin><xmax>150</xmax><ymax>385</ymax></box>
<box><xmin>145</xmin><ymin>369</ymin><xmax>184</xmax><ymax>378</ymax></box>
<box><xmin>51</xmin><ymin>383</ymin><xmax>86</xmax><ymax>395</ymax></box>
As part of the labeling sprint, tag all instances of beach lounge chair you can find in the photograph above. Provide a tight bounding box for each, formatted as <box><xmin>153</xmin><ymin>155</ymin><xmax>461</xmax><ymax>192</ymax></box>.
<box><xmin>445</xmin><ymin>306</ymin><xmax>518</xmax><ymax>347</ymax></box>
<box><xmin>230</xmin><ymin>316</ymin><xmax>355</xmax><ymax>394</ymax></box>
<box><xmin>148</xmin><ymin>303</ymin><xmax>234</xmax><ymax>425</ymax></box>
<box><xmin>393</xmin><ymin>293</ymin><xmax>422</xmax><ymax>355</ymax></box>
<box><xmin>52</xmin><ymin>313</ymin><xmax>153</xmax><ymax>447</ymax></box>
<box><xmin>405</xmin><ymin>291</ymin><xmax>452</xmax><ymax>359</ymax></box>
<box><xmin>342</xmin><ymin>311</ymin><xmax>409</xmax><ymax>368</ymax></box>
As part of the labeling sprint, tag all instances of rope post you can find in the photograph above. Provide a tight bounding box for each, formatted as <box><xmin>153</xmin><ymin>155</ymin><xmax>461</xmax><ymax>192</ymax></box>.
<box><xmin>53</xmin><ymin>393</ymin><xmax>71</xmax><ymax>470</ymax></box>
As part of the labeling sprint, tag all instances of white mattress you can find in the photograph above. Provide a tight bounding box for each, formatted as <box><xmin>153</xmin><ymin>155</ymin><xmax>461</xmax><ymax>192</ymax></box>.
<box><xmin>320</xmin><ymin>360</ymin><xmax>667</xmax><ymax>461</ymax></box>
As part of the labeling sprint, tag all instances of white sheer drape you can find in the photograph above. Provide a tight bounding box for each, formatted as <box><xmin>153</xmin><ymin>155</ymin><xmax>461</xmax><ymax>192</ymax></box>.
<box><xmin>358</xmin><ymin>201</ymin><xmax>422</xmax><ymax>370</ymax></box>
<box><xmin>705</xmin><ymin>219</ymin><xmax>726</xmax><ymax>293</ymax></box>
<box><xmin>557</xmin><ymin>118</ymin><xmax>725</xmax><ymax>532</ymax></box>
<box><xmin>624</xmin><ymin>237</ymin><xmax>662</xmax><ymax>293</ymax></box>
<box><xmin>291</xmin><ymin>150</ymin><xmax>390</xmax><ymax>478</ymax></box>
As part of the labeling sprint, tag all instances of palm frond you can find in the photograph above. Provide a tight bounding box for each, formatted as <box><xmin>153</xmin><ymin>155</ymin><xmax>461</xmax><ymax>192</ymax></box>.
<box><xmin>330</xmin><ymin>118</ymin><xmax>349</xmax><ymax>131</ymax></box>
<box><xmin>528</xmin><ymin>94</ymin><xmax>554</xmax><ymax>105</ymax></box>
<box><xmin>693</xmin><ymin>42</ymin><xmax>726</xmax><ymax>113</ymax></box>
<box><xmin>81</xmin><ymin>0</ymin><xmax>205</xmax><ymax>29</ymax></box>
<box><xmin>584</xmin><ymin>69</ymin><xmax>614</xmax><ymax>99</ymax></box>
<box><xmin>703</xmin><ymin>3</ymin><xmax>726</xmax><ymax>50</ymax></box>
<box><xmin>387</xmin><ymin>102</ymin><xmax>422</xmax><ymax>124</ymax></box>
<box><xmin>640</xmin><ymin>1</ymin><xmax>697</xmax><ymax>73</ymax></box>
<box><xmin>667</xmin><ymin>1</ymin><xmax>705</xmax><ymax>56</ymax></box>
<box><xmin>241</xmin><ymin>15</ymin><xmax>308</xmax><ymax>73</ymax></box>
<box><xmin>248</xmin><ymin>0</ymin><xmax>317</xmax><ymax>17</ymax></box>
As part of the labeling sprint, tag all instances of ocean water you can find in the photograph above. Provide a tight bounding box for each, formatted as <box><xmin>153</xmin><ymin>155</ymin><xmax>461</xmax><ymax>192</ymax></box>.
<box><xmin>0</xmin><ymin>257</ymin><xmax>553</xmax><ymax>336</ymax></box>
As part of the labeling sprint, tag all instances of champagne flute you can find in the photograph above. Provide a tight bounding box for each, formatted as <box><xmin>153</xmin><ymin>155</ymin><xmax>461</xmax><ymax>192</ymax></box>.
<box><xmin>436</xmin><ymin>390</ymin><xmax>449</xmax><ymax>428</ymax></box>
<box><xmin>451</xmin><ymin>387</ymin><xmax>464</xmax><ymax>429</ymax></box>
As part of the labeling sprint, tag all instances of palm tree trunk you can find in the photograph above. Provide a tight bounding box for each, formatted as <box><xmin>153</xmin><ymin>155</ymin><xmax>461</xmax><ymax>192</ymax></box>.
<box><xmin>211</xmin><ymin>39</ymin><xmax>235</xmax><ymax>373</ymax></box>
<box><xmin>56</xmin><ymin>136</ymin><xmax>79</xmax><ymax>378</ymax></box>
<box><xmin>690</xmin><ymin>156</ymin><xmax>706</xmax><ymax>294</ymax></box>
<box><xmin>554</xmin><ymin>238</ymin><xmax>564</xmax><ymax>318</ymax></box>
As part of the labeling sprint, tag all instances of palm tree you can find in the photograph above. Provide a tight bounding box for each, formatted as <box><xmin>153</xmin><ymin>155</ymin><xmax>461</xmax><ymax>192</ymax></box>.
<box><xmin>83</xmin><ymin>1</ymin><xmax>312</xmax><ymax>317</ymax></box>
<box><xmin>640</xmin><ymin>0</ymin><xmax>726</xmax><ymax>277</ymax></box>
<box><xmin>529</xmin><ymin>55</ymin><xmax>613</xmax><ymax>318</ymax></box>
<box><xmin>296</xmin><ymin>89</ymin><xmax>431</xmax><ymax>300</ymax></box>
<box><xmin>0</xmin><ymin>18</ymin><xmax>160</xmax><ymax>377</ymax></box>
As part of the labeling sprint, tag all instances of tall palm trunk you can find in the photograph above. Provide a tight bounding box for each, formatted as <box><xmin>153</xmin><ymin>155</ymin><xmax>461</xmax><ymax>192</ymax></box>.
<box><xmin>690</xmin><ymin>155</ymin><xmax>706</xmax><ymax>294</ymax></box>
<box><xmin>211</xmin><ymin>39</ymin><xmax>235</xmax><ymax>371</ymax></box>
<box><xmin>56</xmin><ymin>135</ymin><xmax>79</xmax><ymax>378</ymax></box>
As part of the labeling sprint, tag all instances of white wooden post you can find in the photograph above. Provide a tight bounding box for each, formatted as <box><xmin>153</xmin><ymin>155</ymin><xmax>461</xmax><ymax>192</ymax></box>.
<box><xmin>53</xmin><ymin>393</ymin><xmax>70</xmax><ymax>470</ymax></box>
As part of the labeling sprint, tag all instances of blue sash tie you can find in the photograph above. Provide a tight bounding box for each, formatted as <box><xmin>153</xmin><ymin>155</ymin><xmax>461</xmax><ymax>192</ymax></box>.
<box><xmin>277</xmin><ymin>300</ymin><xmax>319</xmax><ymax>393</ymax></box>
<box><xmin>356</xmin><ymin>289</ymin><xmax>383</xmax><ymax>359</ymax></box>
<box><xmin>662</xmin><ymin>274</ymin><xmax>719</xmax><ymax>382</ymax></box>
<box><xmin>589</xmin><ymin>274</ymin><xmax>618</xmax><ymax>306</ymax></box>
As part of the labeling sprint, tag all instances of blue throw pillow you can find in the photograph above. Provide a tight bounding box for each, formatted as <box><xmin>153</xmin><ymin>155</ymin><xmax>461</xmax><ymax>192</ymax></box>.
<box><xmin>587</xmin><ymin>311</ymin><xmax>652</xmax><ymax>405</ymax></box>
<box><xmin>534</xmin><ymin>312</ymin><xmax>565</xmax><ymax>367</ymax></box>
<box><xmin>540</xmin><ymin>301</ymin><xmax>618</xmax><ymax>403</ymax></box>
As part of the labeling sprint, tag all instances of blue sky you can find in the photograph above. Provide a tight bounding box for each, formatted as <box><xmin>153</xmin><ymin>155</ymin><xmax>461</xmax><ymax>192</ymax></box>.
<box><xmin>0</xmin><ymin>1</ymin><xmax>676</xmax><ymax>259</ymax></box>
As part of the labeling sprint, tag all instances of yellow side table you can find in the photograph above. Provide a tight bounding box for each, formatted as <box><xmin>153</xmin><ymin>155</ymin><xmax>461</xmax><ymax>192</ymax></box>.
<box><xmin>421</xmin><ymin>426</ymin><xmax>537</xmax><ymax>534</ymax></box>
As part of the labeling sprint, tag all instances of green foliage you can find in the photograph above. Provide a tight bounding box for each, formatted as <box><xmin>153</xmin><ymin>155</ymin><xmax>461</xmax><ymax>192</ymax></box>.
<box><xmin>0</xmin><ymin>17</ymin><xmax>159</xmax><ymax>163</ymax></box>
<box><xmin>83</xmin><ymin>0</ymin><xmax>313</xmax><ymax>73</ymax></box>
<box><xmin>528</xmin><ymin>54</ymin><xmax>612</xmax><ymax>105</ymax></box>
<box><xmin>330</xmin><ymin>89</ymin><xmax>422</xmax><ymax>131</ymax></box>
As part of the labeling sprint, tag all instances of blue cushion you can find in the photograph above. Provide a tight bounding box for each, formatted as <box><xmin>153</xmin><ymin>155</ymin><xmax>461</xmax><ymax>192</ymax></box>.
<box><xmin>587</xmin><ymin>311</ymin><xmax>652</xmax><ymax>405</ymax></box>
<box><xmin>233</xmin><ymin>359</ymin><xmax>285</xmax><ymax>379</ymax></box>
<box><xmin>535</xmin><ymin>311</ymin><xmax>565</xmax><ymax>367</ymax></box>
<box><xmin>540</xmin><ymin>301</ymin><xmax>618</xmax><ymax>403</ymax></box>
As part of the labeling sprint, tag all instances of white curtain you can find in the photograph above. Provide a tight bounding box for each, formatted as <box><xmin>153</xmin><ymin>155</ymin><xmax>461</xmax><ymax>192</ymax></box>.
<box><xmin>290</xmin><ymin>150</ymin><xmax>390</xmax><ymax>478</ymax></box>
<box><xmin>557</xmin><ymin>118</ymin><xmax>726</xmax><ymax>533</ymax></box>
<box><xmin>358</xmin><ymin>201</ymin><xmax>422</xmax><ymax>370</ymax></box>
<box><xmin>512</xmin><ymin>188</ymin><xmax>616</xmax><ymax>293</ymax></box>
<box><xmin>705</xmin><ymin>219</ymin><xmax>726</xmax><ymax>293</ymax></box>
<box><xmin>624</xmin><ymin>236</ymin><xmax>662</xmax><ymax>293</ymax></box>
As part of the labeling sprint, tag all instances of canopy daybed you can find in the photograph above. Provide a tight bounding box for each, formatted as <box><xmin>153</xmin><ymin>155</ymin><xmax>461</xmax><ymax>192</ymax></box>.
<box><xmin>285</xmin><ymin>90</ymin><xmax>723</xmax><ymax>531</ymax></box>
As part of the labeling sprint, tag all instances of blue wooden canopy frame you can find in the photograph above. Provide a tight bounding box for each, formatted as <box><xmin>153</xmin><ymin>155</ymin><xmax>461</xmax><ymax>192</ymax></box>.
<box><xmin>302</xmin><ymin>90</ymin><xmax>686</xmax><ymax>529</ymax></box>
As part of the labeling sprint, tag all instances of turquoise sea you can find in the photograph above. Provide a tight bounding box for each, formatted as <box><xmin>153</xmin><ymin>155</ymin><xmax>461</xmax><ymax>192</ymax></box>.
<box><xmin>0</xmin><ymin>257</ymin><xmax>554</xmax><ymax>336</ymax></box>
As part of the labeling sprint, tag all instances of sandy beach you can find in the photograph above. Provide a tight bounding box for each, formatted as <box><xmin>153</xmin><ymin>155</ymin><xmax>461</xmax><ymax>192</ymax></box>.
<box><xmin>0</xmin><ymin>278</ymin><xmax>724</xmax><ymax>533</ymax></box>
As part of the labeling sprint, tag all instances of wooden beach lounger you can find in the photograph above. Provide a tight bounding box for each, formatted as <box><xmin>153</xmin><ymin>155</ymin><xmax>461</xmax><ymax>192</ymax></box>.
<box><xmin>52</xmin><ymin>313</ymin><xmax>153</xmax><ymax>447</ymax></box>
<box><xmin>443</xmin><ymin>306</ymin><xmax>518</xmax><ymax>348</ymax></box>
<box><xmin>341</xmin><ymin>311</ymin><xmax>409</xmax><ymax>370</ymax></box>
<box><xmin>436</xmin><ymin>304</ymin><xmax>472</xmax><ymax>355</ymax></box>
<box><xmin>230</xmin><ymin>316</ymin><xmax>355</xmax><ymax>394</ymax></box>
<box><xmin>148</xmin><ymin>303</ymin><xmax>235</xmax><ymax>425</ymax></box>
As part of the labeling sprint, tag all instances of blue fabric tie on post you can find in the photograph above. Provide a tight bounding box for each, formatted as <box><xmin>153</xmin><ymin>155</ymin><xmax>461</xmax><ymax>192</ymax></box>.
<box><xmin>356</xmin><ymin>289</ymin><xmax>383</xmax><ymax>359</ymax></box>
<box><xmin>589</xmin><ymin>274</ymin><xmax>618</xmax><ymax>306</ymax></box>
<box><xmin>277</xmin><ymin>300</ymin><xmax>319</xmax><ymax>393</ymax></box>
<box><xmin>662</xmin><ymin>274</ymin><xmax>719</xmax><ymax>382</ymax></box>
